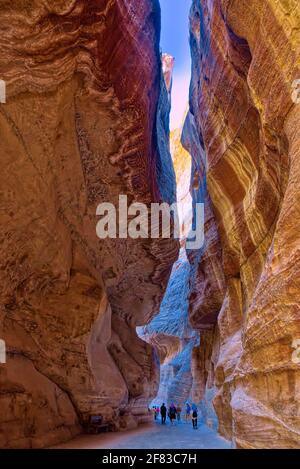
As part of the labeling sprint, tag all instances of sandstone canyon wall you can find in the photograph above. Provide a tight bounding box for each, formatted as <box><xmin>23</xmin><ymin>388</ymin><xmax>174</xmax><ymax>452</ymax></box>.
<box><xmin>0</xmin><ymin>0</ymin><xmax>179</xmax><ymax>448</ymax></box>
<box><xmin>184</xmin><ymin>0</ymin><xmax>300</xmax><ymax>448</ymax></box>
<box><xmin>171</xmin><ymin>125</ymin><xmax>193</xmax><ymax>241</ymax></box>
<box><xmin>139</xmin><ymin>248</ymin><xmax>198</xmax><ymax>408</ymax></box>
<box><xmin>138</xmin><ymin>55</ymin><xmax>196</xmax><ymax>410</ymax></box>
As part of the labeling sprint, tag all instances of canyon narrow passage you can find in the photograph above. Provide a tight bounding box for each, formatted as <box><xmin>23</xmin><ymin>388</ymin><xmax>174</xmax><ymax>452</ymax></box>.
<box><xmin>137</xmin><ymin>0</ymin><xmax>199</xmax><ymax>425</ymax></box>
<box><xmin>0</xmin><ymin>0</ymin><xmax>299</xmax><ymax>452</ymax></box>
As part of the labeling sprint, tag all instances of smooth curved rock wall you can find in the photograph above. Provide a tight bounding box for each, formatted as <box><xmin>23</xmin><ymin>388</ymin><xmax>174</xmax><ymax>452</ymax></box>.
<box><xmin>0</xmin><ymin>0</ymin><xmax>178</xmax><ymax>448</ymax></box>
<box><xmin>184</xmin><ymin>0</ymin><xmax>300</xmax><ymax>449</ymax></box>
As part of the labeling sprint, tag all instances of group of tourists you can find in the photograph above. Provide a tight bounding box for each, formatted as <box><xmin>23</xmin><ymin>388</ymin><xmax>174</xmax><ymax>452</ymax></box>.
<box><xmin>151</xmin><ymin>402</ymin><xmax>198</xmax><ymax>429</ymax></box>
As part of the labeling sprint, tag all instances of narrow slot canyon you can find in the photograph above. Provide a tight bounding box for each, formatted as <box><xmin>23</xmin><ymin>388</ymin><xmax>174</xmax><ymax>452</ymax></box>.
<box><xmin>0</xmin><ymin>0</ymin><xmax>299</xmax><ymax>451</ymax></box>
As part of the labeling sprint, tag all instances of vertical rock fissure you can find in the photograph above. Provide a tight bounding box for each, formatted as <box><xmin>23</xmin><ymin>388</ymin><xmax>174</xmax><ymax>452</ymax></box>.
<box><xmin>139</xmin><ymin>0</ymin><xmax>198</xmax><ymax>413</ymax></box>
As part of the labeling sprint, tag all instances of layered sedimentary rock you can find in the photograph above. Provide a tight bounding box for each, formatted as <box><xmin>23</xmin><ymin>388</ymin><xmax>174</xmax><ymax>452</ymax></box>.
<box><xmin>139</xmin><ymin>249</ymin><xmax>198</xmax><ymax>407</ymax></box>
<box><xmin>156</xmin><ymin>53</ymin><xmax>177</xmax><ymax>204</ymax></box>
<box><xmin>171</xmin><ymin>126</ymin><xmax>193</xmax><ymax>241</ymax></box>
<box><xmin>191</xmin><ymin>330</ymin><xmax>219</xmax><ymax>430</ymax></box>
<box><xmin>139</xmin><ymin>62</ymin><xmax>196</xmax><ymax>408</ymax></box>
<box><xmin>184</xmin><ymin>0</ymin><xmax>300</xmax><ymax>448</ymax></box>
<box><xmin>0</xmin><ymin>0</ymin><xmax>178</xmax><ymax>448</ymax></box>
<box><xmin>182</xmin><ymin>111</ymin><xmax>226</xmax><ymax>329</ymax></box>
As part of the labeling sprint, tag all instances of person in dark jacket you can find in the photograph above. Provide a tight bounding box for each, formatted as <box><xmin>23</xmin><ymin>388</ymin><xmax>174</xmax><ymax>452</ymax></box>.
<box><xmin>192</xmin><ymin>405</ymin><xmax>198</xmax><ymax>429</ymax></box>
<box><xmin>169</xmin><ymin>403</ymin><xmax>177</xmax><ymax>425</ymax></box>
<box><xmin>160</xmin><ymin>403</ymin><xmax>167</xmax><ymax>424</ymax></box>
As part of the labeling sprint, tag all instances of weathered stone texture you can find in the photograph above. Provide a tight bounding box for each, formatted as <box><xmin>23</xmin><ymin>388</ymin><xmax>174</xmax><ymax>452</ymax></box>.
<box><xmin>139</xmin><ymin>249</ymin><xmax>198</xmax><ymax>407</ymax></box>
<box><xmin>0</xmin><ymin>0</ymin><xmax>178</xmax><ymax>448</ymax></box>
<box><xmin>185</xmin><ymin>0</ymin><xmax>300</xmax><ymax>448</ymax></box>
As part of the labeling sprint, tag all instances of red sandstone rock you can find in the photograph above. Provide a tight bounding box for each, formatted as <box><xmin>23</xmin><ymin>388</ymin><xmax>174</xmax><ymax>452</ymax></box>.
<box><xmin>186</xmin><ymin>0</ymin><xmax>300</xmax><ymax>449</ymax></box>
<box><xmin>0</xmin><ymin>0</ymin><xmax>178</xmax><ymax>448</ymax></box>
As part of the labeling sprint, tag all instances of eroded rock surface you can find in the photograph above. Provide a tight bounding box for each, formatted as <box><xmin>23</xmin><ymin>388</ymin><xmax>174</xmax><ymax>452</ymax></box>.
<box><xmin>171</xmin><ymin>126</ymin><xmax>193</xmax><ymax>241</ymax></box>
<box><xmin>139</xmin><ymin>249</ymin><xmax>198</xmax><ymax>407</ymax></box>
<box><xmin>0</xmin><ymin>0</ymin><xmax>178</xmax><ymax>448</ymax></box>
<box><xmin>184</xmin><ymin>0</ymin><xmax>300</xmax><ymax>449</ymax></box>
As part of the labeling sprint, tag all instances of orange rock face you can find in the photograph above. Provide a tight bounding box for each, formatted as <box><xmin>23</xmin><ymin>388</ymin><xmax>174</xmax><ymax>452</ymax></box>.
<box><xmin>171</xmin><ymin>126</ymin><xmax>193</xmax><ymax>241</ymax></box>
<box><xmin>0</xmin><ymin>0</ymin><xmax>178</xmax><ymax>448</ymax></box>
<box><xmin>185</xmin><ymin>0</ymin><xmax>300</xmax><ymax>448</ymax></box>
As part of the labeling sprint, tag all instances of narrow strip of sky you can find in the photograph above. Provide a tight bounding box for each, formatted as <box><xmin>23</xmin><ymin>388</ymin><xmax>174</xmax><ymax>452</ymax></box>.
<box><xmin>160</xmin><ymin>0</ymin><xmax>191</xmax><ymax>130</ymax></box>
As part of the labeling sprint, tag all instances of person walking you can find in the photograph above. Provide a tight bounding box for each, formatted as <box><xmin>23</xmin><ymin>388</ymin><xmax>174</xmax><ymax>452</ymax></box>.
<box><xmin>185</xmin><ymin>402</ymin><xmax>191</xmax><ymax>422</ymax></box>
<box><xmin>176</xmin><ymin>404</ymin><xmax>182</xmax><ymax>422</ymax></box>
<box><xmin>152</xmin><ymin>406</ymin><xmax>157</xmax><ymax>420</ymax></box>
<box><xmin>192</xmin><ymin>404</ymin><xmax>198</xmax><ymax>429</ymax></box>
<box><xmin>169</xmin><ymin>403</ymin><xmax>177</xmax><ymax>425</ymax></box>
<box><xmin>160</xmin><ymin>403</ymin><xmax>167</xmax><ymax>424</ymax></box>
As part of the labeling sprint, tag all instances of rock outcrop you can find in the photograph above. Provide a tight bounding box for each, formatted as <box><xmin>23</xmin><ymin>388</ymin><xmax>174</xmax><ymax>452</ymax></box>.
<box><xmin>156</xmin><ymin>53</ymin><xmax>177</xmax><ymax>204</ymax></box>
<box><xmin>171</xmin><ymin>126</ymin><xmax>193</xmax><ymax>241</ymax></box>
<box><xmin>139</xmin><ymin>249</ymin><xmax>198</xmax><ymax>407</ymax></box>
<box><xmin>0</xmin><ymin>0</ymin><xmax>178</xmax><ymax>448</ymax></box>
<box><xmin>184</xmin><ymin>0</ymin><xmax>300</xmax><ymax>449</ymax></box>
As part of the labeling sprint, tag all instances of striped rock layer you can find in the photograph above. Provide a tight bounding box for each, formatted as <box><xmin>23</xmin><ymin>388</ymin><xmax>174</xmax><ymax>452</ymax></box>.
<box><xmin>0</xmin><ymin>0</ymin><xmax>178</xmax><ymax>448</ymax></box>
<box><xmin>184</xmin><ymin>0</ymin><xmax>300</xmax><ymax>449</ymax></box>
<box><xmin>139</xmin><ymin>249</ymin><xmax>198</xmax><ymax>408</ymax></box>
